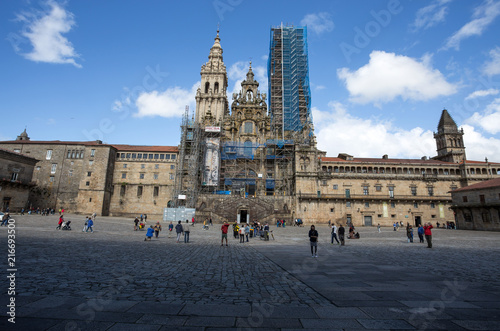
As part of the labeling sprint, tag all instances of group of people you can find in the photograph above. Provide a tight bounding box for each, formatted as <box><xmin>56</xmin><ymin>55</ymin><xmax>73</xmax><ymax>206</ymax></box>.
<box><xmin>276</xmin><ymin>219</ymin><xmax>286</xmax><ymax>227</ymax></box>
<box><xmin>144</xmin><ymin>222</ymin><xmax>162</xmax><ymax>241</ymax></box>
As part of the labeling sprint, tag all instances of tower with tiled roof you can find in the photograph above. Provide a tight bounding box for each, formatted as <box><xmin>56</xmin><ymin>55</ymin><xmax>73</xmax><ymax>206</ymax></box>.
<box><xmin>433</xmin><ymin>109</ymin><xmax>466</xmax><ymax>163</ymax></box>
<box><xmin>195</xmin><ymin>29</ymin><xmax>229</xmax><ymax>126</ymax></box>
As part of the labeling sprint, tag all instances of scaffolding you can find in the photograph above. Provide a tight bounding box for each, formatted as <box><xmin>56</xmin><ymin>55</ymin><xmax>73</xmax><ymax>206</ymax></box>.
<box><xmin>268</xmin><ymin>24</ymin><xmax>312</xmax><ymax>139</ymax></box>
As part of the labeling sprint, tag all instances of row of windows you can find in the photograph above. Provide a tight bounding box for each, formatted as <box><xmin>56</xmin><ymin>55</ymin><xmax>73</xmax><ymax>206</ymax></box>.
<box><xmin>335</xmin><ymin>187</ymin><xmax>438</xmax><ymax>198</ymax></box>
<box><xmin>340</xmin><ymin>201</ymin><xmax>434</xmax><ymax>209</ymax></box>
<box><xmin>118</xmin><ymin>153</ymin><xmax>176</xmax><ymax>160</ymax></box>
<box><xmin>322</xmin><ymin>165</ymin><xmax>500</xmax><ymax>176</ymax></box>
<box><xmin>46</xmin><ymin>149</ymin><xmax>96</xmax><ymax>160</ymax></box>
<box><xmin>121</xmin><ymin>173</ymin><xmax>174</xmax><ymax>180</ymax></box>
<box><xmin>122</xmin><ymin>164</ymin><xmax>175</xmax><ymax>170</ymax></box>
<box><xmin>118</xmin><ymin>185</ymin><xmax>160</xmax><ymax>197</ymax></box>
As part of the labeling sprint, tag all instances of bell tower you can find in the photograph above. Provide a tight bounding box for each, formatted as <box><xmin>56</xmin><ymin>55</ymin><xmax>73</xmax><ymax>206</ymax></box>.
<box><xmin>195</xmin><ymin>29</ymin><xmax>229</xmax><ymax>126</ymax></box>
<box><xmin>433</xmin><ymin>109</ymin><xmax>466</xmax><ymax>163</ymax></box>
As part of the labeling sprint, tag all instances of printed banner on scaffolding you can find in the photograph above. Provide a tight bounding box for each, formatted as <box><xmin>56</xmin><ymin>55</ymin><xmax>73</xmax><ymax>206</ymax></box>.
<box><xmin>202</xmin><ymin>137</ymin><xmax>220</xmax><ymax>186</ymax></box>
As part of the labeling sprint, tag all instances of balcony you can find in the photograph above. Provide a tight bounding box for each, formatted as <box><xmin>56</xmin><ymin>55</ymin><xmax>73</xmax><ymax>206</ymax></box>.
<box><xmin>298</xmin><ymin>193</ymin><xmax>451</xmax><ymax>202</ymax></box>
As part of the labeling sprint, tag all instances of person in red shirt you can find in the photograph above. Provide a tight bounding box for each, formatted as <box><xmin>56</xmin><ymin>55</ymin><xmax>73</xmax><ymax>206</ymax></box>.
<box><xmin>221</xmin><ymin>222</ymin><xmax>229</xmax><ymax>246</ymax></box>
<box><xmin>423</xmin><ymin>222</ymin><xmax>433</xmax><ymax>248</ymax></box>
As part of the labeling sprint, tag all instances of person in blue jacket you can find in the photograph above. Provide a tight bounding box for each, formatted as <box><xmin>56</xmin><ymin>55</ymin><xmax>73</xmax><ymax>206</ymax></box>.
<box><xmin>86</xmin><ymin>218</ymin><xmax>94</xmax><ymax>233</ymax></box>
<box><xmin>145</xmin><ymin>225</ymin><xmax>154</xmax><ymax>241</ymax></box>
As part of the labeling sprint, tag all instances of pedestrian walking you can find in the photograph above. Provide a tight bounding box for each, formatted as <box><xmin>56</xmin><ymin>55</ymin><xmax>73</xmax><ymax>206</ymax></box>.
<box><xmin>154</xmin><ymin>222</ymin><xmax>162</xmax><ymax>238</ymax></box>
<box><xmin>134</xmin><ymin>217</ymin><xmax>139</xmax><ymax>231</ymax></box>
<box><xmin>338</xmin><ymin>224</ymin><xmax>345</xmax><ymax>246</ymax></box>
<box><xmin>309</xmin><ymin>225</ymin><xmax>319</xmax><ymax>257</ymax></box>
<box><xmin>423</xmin><ymin>222</ymin><xmax>433</xmax><ymax>248</ymax></box>
<box><xmin>86</xmin><ymin>218</ymin><xmax>94</xmax><ymax>233</ymax></box>
<box><xmin>83</xmin><ymin>216</ymin><xmax>89</xmax><ymax>232</ymax></box>
<box><xmin>221</xmin><ymin>222</ymin><xmax>229</xmax><ymax>246</ymax></box>
<box><xmin>183</xmin><ymin>220</ymin><xmax>190</xmax><ymax>243</ymax></box>
<box><xmin>56</xmin><ymin>215</ymin><xmax>64</xmax><ymax>229</ymax></box>
<box><xmin>377</xmin><ymin>223</ymin><xmax>381</xmax><ymax>233</ymax></box>
<box><xmin>145</xmin><ymin>225</ymin><xmax>154</xmax><ymax>241</ymax></box>
<box><xmin>245</xmin><ymin>223</ymin><xmax>250</xmax><ymax>242</ymax></box>
<box><xmin>168</xmin><ymin>221</ymin><xmax>173</xmax><ymax>237</ymax></box>
<box><xmin>331</xmin><ymin>224</ymin><xmax>339</xmax><ymax>244</ymax></box>
<box><xmin>175</xmin><ymin>221</ymin><xmax>183</xmax><ymax>243</ymax></box>
<box><xmin>417</xmin><ymin>224</ymin><xmax>424</xmax><ymax>243</ymax></box>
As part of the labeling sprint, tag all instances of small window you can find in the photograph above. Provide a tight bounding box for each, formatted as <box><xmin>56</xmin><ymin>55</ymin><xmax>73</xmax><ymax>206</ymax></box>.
<box><xmin>137</xmin><ymin>153</ymin><xmax>142</xmax><ymax>159</ymax></box>
<box><xmin>51</xmin><ymin>164</ymin><xmax>57</xmax><ymax>174</ymax></box>
<box><xmin>68</xmin><ymin>170</ymin><xmax>73</xmax><ymax>177</ymax></box>
<box><xmin>330</xmin><ymin>208</ymin><xmax>334</xmax><ymax>213</ymax></box>
<box><xmin>72</xmin><ymin>151</ymin><xmax>75</xmax><ymax>158</ymax></box>
<box><xmin>160</xmin><ymin>154</ymin><xmax>165</xmax><ymax>160</ymax></box>
<box><xmin>391</xmin><ymin>202</ymin><xmax>396</xmax><ymax>208</ymax></box>
<box><xmin>170</xmin><ymin>174</ymin><xmax>174</xmax><ymax>180</ymax></box>
<box><xmin>89</xmin><ymin>198</ymin><xmax>92</xmax><ymax>202</ymax></box>
<box><xmin>126</xmin><ymin>153</ymin><xmax>131</xmax><ymax>159</ymax></box>
<box><xmin>377</xmin><ymin>214</ymin><xmax>382</xmax><ymax>218</ymax></box>
<box><xmin>90</xmin><ymin>149</ymin><xmax>95</xmax><ymax>157</ymax></box>
<box><xmin>391</xmin><ymin>214</ymin><xmax>396</xmax><ymax>218</ymax></box>
<box><xmin>431</xmin><ymin>215</ymin><xmax>436</xmax><ymax>218</ymax></box>
<box><xmin>170</xmin><ymin>165</ymin><xmax>175</xmax><ymax>170</ymax></box>
<box><xmin>120</xmin><ymin>153</ymin><xmax>125</xmax><ymax>159</ymax></box>
<box><xmin>120</xmin><ymin>185</ymin><xmax>126</xmax><ymax>196</ymax></box>
<box><xmin>153</xmin><ymin>154</ymin><xmax>159</xmax><ymax>159</ymax></box>
<box><xmin>389</xmin><ymin>187</ymin><xmax>394</xmax><ymax>198</ymax></box>
<box><xmin>411</xmin><ymin>187</ymin><xmax>417</xmax><ymax>196</ymax></box>
<box><xmin>333</xmin><ymin>184</ymin><xmax>338</xmax><ymax>190</ymax></box>
<box><xmin>428</xmin><ymin>187</ymin><xmax>434</xmax><ymax>196</ymax></box>
<box><xmin>414</xmin><ymin>202</ymin><xmax>419</xmax><ymax>208</ymax></box>
<box><xmin>85</xmin><ymin>181</ymin><xmax>90</xmax><ymax>186</ymax></box>
<box><xmin>13</xmin><ymin>149</ymin><xmax>20</xmax><ymax>153</ymax></box>
<box><xmin>363</xmin><ymin>186</ymin><xmax>369</xmax><ymax>195</ymax></box>
<box><xmin>153</xmin><ymin>186</ymin><xmax>159</xmax><ymax>197</ymax></box>
<box><xmin>154</xmin><ymin>173</ymin><xmax>159</xmax><ymax>180</ymax></box>
<box><xmin>346</xmin><ymin>201</ymin><xmax>351</xmax><ymax>207</ymax></box>
<box><xmin>137</xmin><ymin>186</ymin><xmax>143</xmax><ymax>197</ymax></box>
<box><xmin>375</xmin><ymin>185</ymin><xmax>382</xmax><ymax>192</ymax></box>
<box><xmin>141</xmin><ymin>164</ymin><xmax>145</xmax><ymax>169</ymax></box>
<box><xmin>122</xmin><ymin>173</ymin><xmax>126</xmax><ymax>179</ymax></box>
<box><xmin>123</xmin><ymin>164</ymin><xmax>127</xmax><ymax>168</ymax></box>
<box><xmin>430</xmin><ymin>202</ymin><xmax>435</xmax><ymax>208</ymax></box>
<box><xmin>11</xmin><ymin>173</ymin><xmax>19</xmax><ymax>181</ymax></box>
<box><xmin>321</xmin><ymin>180</ymin><xmax>327</xmax><ymax>186</ymax></box>
<box><xmin>132</xmin><ymin>153</ymin><xmax>136</xmax><ymax>159</ymax></box>
<box><xmin>155</xmin><ymin>164</ymin><xmax>159</xmax><ymax>169</ymax></box>
<box><xmin>36</xmin><ymin>166</ymin><xmax>41</xmax><ymax>171</ymax></box>
<box><xmin>46</xmin><ymin>150</ymin><xmax>53</xmax><ymax>160</ymax></box>
<box><xmin>462</xmin><ymin>196</ymin><xmax>468</xmax><ymax>203</ymax></box>
<box><xmin>165</xmin><ymin>154</ymin><xmax>171</xmax><ymax>160</ymax></box>
<box><xmin>149</xmin><ymin>154</ymin><xmax>153</xmax><ymax>159</ymax></box>
<box><xmin>364</xmin><ymin>202</ymin><xmax>370</xmax><ymax>208</ymax></box>
<box><xmin>49</xmin><ymin>176</ymin><xmax>55</xmax><ymax>182</ymax></box>
<box><xmin>89</xmin><ymin>160</ymin><xmax>93</xmax><ymax>166</ymax></box>
<box><xmin>171</xmin><ymin>154</ymin><xmax>176</xmax><ymax>160</ymax></box>
<box><xmin>67</xmin><ymin>150</ymin><xmax>71</xmax><ymax>158</ymax></box>
<box><xmin>345</xmin><ymin>189</ymin><xmax>351</xmax><ymax>198</ymax></box>
<box><xmin>87</xmin><ymin>172</ymin><xmax>91</xmax><ymax>177</ymax></box>
<box><xmin>140</xmin><ymin>174</ymin><xmax>145</xmax><ymax>179</ymax></box>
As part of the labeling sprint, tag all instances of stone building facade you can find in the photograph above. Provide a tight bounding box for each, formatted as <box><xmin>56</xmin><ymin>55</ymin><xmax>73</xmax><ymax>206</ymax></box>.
<box><xmin>451</xmin><ymin>178</ymin><xmax>500</xmax><ymax>231</ymax></box>
<box><xmin>0</xmin><ymin>147</ymin><xmax>38</xmax><ymax>212</ymax></box>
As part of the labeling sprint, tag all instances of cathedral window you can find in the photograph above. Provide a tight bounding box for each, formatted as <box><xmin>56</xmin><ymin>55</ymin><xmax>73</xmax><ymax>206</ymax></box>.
<box><xmin>243</xmin><ymin>122</ymin><xmax>253</xmax><ymax>134</ymax></box>
<box><xmin>214</xmin><ymin>82</ymin><xmax>219</xmax><ymax>93</ymax></box>
<box><xmin>205</xmin><ymin>82</ymin><xmax>210</xmax><ymax>93</ymax></box>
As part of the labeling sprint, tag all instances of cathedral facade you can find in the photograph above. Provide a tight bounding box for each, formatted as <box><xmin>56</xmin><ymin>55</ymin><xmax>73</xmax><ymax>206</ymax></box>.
<box><xmin>1</xmin><ymin>31</ymin><xmax>500</xmax><ymax>228</ymax></box>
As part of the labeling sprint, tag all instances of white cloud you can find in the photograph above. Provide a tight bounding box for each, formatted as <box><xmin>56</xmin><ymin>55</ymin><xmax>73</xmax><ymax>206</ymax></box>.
<box><xmin>337</xmin><ymin>51</ymin><xmax>457</xmax><ymax>105</ymax></box>
<box><xmin>460</xmin><ymin>124</ymin><xmax>500</xmax><ymax>160</ymax></box>
<box><xmin>134</xmin><ymin>83</ymin><xmax>198</xmax><ymax>118</ymax></box>
<box><xmin>411</xmin><ymin>0</ymin><xmax>451</xmax><ymax>31</ymax></box>
<box><xmin>442</xmin><ymin>0</ymin><xmax>500</xmax><ymax>51</ymax></box>
<box><xmin>300</xmin><ymin>12</ymin><xmax>334</xmax><ymax>35</ymax></box>
<box><xmin>314</xmin><ymin>102</ymin><xmax>436</xmax><ymax>158</ymax></box>
<box><xmin>482</xmin><ymin>46</ymin><xmax>500</xmax><ymax>76</ymax></box>
<box><xmin>465</xmin><ymin>88</ymin><xmax>499</xmax><ymax>99</ymax></box>
<box><xmin>18</xmin><ymin>0</ymin><xmax>81</xmax><ymax>67</ymax></box>
<box><xmin>313</xmin><ymin>101</ymin><xmax>500</xmax><ymax>161</ymax></box>
<box><xmin>228</xmin><ymin>61</ymin><xmax>268</xmax><ymax>98</ymax></box>
<box><xmin>466</xmin><ymin>97</ymin><xmax>500</xmax><ymax>134</ymax></box>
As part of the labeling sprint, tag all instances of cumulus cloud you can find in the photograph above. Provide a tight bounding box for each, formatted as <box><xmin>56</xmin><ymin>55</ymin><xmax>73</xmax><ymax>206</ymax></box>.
<box><xmin>482</xmin><ymin>46</ymin><xmax>500</xmax><ymax>76</ymax></box>
<box><xmin>461</xmin><ymin>124</ymin><xmax>500</xmax><ymax>160</ymax></box>
<box><xmin>411</xmin><ymin>0</ymin><xmax>451</xmax><ymax>31</ymax></box>
<box><xmin>134</xmin><ymin>83</ymin><xmax>198</xmax><ymax>118</ymax></box>
<box><xmin>300</xmin><ymin>12</ymin><xmax>334</xmax><ymax>35</ymax></box>
<box><xmin>313</xmin><ymin>101</ymin><xmax>500</xmax><ymax>161</ymax></box>
<box><xmin>314</xmin><ymin>102</ymin><xmax>436</xmax><ymax>159</ymax></box>
<box><xmin>442</xmin><ymin>0</ymin><xmax>500</xmax><ymax>51</ymax></box>
<box><xmin>465</xmin><ymin>88</ymin><xmax>499</xmax><ymax>99</ymax></box>
<box><xmin>337</xmin><ymin>51</ymin><xmax>457</xmax><ymax>105</ymax></box>
<box><xmin>466</xmin><ymin>97</ymin><xmax>500</xmax><ymax>134</ymax></box>
<box><xmin>16</xmin><ymin>0</ymin><xmax>81</xmax><ymax>67</ymax></box>
<box><xmin>228</xmin><ymin>61</ymin><xmax>268</xmax><ymax>98</ymax></box>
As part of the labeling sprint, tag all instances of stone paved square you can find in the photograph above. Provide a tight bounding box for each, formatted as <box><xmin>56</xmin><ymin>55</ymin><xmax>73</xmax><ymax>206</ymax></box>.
<box><xmin>1</xmin><ymin>214</ymin><xmax>500</xmax><ymax>330</ymax></box>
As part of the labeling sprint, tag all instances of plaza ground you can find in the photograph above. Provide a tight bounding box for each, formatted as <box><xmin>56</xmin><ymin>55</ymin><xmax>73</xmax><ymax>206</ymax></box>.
<box><xmin>1</xmin><ymin>214</ymin><xmax>499</xmax><ymax>330</ymax></box>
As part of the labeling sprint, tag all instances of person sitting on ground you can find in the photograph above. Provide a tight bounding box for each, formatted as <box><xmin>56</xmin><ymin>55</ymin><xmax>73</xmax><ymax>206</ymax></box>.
<box><xmin>145</xmin><ymin>225</ymin><xmax>154</xmax><ymax>241</ymax></box>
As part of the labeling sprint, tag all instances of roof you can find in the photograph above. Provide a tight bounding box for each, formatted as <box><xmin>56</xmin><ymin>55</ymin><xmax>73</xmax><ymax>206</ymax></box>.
<box><xmin>438</xmin><ymin>109</ymin><xmax>457</xmax><ymax>129</ymax></box>
<box><xmin>452</xmin><ymin>178</ymin><xmax>500</xmax><ymax>193</ymax></box>
<box><xmin>320</xmin><ymin>156</ymin><xmax>453</xmax><ymax>166</ymax></box>
<box><xmin>112</xmin><ymin>145</ymin><xmax>178</xmax><ymax>153</ymax></box>
<box><xmin>460</xmin><ymin>160</ymin><xmax>500</xmax><ymax>165</ymax></box>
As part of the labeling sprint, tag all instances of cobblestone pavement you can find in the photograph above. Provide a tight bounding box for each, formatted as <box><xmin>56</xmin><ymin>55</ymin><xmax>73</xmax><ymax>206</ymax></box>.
<box><xmin>0</xmin><ymin>214</ymin><xmax>499</xmax><ymax>330</ymax></box>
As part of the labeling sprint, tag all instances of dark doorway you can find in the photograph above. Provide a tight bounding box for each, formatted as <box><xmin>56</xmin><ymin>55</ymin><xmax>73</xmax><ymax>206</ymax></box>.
<box><xmin>364</xmin><ymin>215</ymin><xmax>373</xmax><ymax>226</ymax></box>
<box><xmin>240</xmin><ymin>210</ymin><xmax>248</xmax><ymax>224</ymax></box>
<box><xmin>2</xmin><ymin>197</ymin><xmax>11</xmax><ymax>212</ymax></box>
<box><xmin>415</xmin><ymin>216</ymin><xmax>422</xmax><ymax>227</ymax></box>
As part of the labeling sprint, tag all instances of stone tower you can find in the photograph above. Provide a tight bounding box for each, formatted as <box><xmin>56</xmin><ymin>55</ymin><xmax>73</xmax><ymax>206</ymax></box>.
<box><xmin>16</xmin><ymin>128</ymin><xmax>30</xmax><ymax>141</ymax></box>
<box><xmin>433</xmin><ymin>109</ymin><xmax>466</xmax><ymax>163</ymax></box>
<box><xmin>195</xmin><ymin>30</ymin><xmax>229</xmax><ymax>126</ymax></box>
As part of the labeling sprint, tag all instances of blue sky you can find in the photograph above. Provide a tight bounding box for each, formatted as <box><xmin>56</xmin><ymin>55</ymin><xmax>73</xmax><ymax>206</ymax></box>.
<box><xmin>2</xmin><ymin>0</ymin><xmax>500</xmax><ymax>161</ymax></box>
